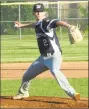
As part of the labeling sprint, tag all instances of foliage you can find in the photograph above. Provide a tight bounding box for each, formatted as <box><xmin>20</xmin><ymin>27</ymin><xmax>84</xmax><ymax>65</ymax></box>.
<box><xmin>1</xmin><ymin>5</ymin><xmax>35</xmax><ymax>34</ymax></box>
<box><xmin>67</xmin><ymin>4</ymin><xmax>88</xmax><ymax>31</ymax></box>
<box><xmin>78</xmin><ymin>5</ymin><xmax>88</xmax><ymax>18</ymax></box>
<box><xmin>1</xmin><ymin>3</ymin><xmax>88</xmax><ymax>34</ymax></box>
<box><xmin>78</xmin><ymin>5</ymin><xmax>88</xmax><ymax>30</ymax></box>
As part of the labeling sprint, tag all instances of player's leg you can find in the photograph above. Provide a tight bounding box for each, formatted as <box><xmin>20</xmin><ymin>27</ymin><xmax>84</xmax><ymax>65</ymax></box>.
<box><xmin>13</xmin><ymin>56</ymin><xmax>48</xmax><ymax>99</ymax></box>
<box><xmin>44</xmin><ymin>51</ymin><xmax>80</xmax><ymax>100</ymax></box>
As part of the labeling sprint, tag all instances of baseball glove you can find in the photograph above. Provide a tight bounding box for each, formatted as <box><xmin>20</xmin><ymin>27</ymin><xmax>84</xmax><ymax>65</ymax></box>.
<box><xmin>68</xmin><ymin>25</ymin><xmax>83</xmax><ymax>44</ymax></box>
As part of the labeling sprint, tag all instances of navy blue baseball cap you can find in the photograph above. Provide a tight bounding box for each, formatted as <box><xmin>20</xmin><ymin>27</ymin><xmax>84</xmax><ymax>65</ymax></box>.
<box><xmin>33</xmin><ymin>3</ymin><xmax>45</xmax><ymax>12</ymax></box>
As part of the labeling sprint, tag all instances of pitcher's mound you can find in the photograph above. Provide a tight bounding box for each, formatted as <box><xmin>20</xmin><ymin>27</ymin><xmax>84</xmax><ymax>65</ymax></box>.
<box><xmin>0</xmin><ymin>96</ymin><xmax>88</xmax><ymax>108</ymax></box>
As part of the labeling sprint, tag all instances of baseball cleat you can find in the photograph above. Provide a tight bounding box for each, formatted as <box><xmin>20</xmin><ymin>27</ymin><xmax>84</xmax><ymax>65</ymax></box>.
<box><xmin>73</xmin><ymin>93</ymin><xmax>80</xmax><ymax>101</ymax></box>
<box><xmin>12</xmin><ymin>93</ymin><xmax>29</xmax><ymax>100</ymax></box>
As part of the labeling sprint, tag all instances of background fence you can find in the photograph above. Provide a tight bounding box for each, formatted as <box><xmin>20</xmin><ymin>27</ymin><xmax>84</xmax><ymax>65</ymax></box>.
<box><xmin>1</xmin><ymin>1</ymin><xmax>88</xmax><ymax>39</ymax></box>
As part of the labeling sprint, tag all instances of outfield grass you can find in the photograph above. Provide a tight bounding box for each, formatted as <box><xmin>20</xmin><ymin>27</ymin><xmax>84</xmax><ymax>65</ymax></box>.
<box><xmin>1</xmin><ymin>78</ymin><xmax>88</xmax><ymax>97</ymax></box>
<box><xmin>1</xmin><ymin>32</ymin><xmax>88</xmax><ymax>63</ymax></box>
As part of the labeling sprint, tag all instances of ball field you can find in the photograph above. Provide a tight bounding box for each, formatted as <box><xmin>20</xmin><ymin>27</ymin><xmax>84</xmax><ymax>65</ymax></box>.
<box><xmin>1</xmin><ymin>32</ymin><xmax>88</xmax><ymax>108</ymax></box>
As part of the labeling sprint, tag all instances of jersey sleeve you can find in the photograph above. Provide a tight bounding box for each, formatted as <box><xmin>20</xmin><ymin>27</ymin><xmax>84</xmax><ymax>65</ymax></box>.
<box><xmin>47</xmin><ymin>19</ymin><xmax>60</xmax><ymax>30</ymax></box>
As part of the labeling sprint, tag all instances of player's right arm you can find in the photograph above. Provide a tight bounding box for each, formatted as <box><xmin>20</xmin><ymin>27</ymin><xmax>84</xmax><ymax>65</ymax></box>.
<box><xmin>15</xmin><ymin>21</ymin><xmax>36</xmax><ymax>28</ymax></box>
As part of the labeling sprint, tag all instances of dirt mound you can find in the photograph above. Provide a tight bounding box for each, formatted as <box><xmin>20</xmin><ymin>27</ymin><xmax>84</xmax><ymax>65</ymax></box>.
<box><xmin>0</xmin><ymin>96</ymin><xmax>88</xmax><ymax>108</ymax></box>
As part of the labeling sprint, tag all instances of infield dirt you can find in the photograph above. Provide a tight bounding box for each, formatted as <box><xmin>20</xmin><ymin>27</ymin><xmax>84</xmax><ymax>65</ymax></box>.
<box><xmin>0</xmin><ymin>96</ymin><xmax>88</xmax><ymax>108</ymax></box>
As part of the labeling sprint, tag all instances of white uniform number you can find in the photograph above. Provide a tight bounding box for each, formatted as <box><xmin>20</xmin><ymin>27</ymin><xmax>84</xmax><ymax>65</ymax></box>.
<box><xmin>43</xmin><ymin>39</ymin><xmax>48</xmax><ymax>46</ymax></box>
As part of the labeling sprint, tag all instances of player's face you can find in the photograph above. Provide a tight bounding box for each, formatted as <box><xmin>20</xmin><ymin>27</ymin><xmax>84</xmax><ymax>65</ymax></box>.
<box><xmin>33</xmin><ymin>12</ymin><xmax>46</xmax><ymax>20</ymax></box>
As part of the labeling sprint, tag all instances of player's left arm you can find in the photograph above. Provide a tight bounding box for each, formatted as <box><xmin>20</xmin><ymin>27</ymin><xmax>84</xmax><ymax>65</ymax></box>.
<box><xmin>47</xmin><ymin>20</ymin><xmax>71</xmax><ymax>30</ymax></box>
<box><xmin>56</xmin><ymin>21</ymin><xmax>83</xmax><ymax>44</ymax></box>
<box><xmin>56</xmin><ymin>21</ymin><xmax>71</xmax><ymax>28</ymax></box>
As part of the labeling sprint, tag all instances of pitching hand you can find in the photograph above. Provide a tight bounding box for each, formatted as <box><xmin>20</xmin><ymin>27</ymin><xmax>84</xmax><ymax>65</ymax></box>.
<box><xmin>14</xmin><ymin>21</ymin><xmax>22</xmax><ymax>28</ymax></box>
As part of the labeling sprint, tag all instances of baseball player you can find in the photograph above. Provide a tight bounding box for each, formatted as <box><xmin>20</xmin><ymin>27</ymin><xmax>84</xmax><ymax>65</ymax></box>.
<box><xmin>13</xmin><ymin>3</ymin><xmax>80</xmax><ymax>100</ymax></box>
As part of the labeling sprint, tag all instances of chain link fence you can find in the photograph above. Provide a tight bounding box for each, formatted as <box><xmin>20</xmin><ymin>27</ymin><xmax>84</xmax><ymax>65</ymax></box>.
<box><xmin>1</xmin><ymin>1</ymin><xmax>88</xmax><ymax>39</ymax></box>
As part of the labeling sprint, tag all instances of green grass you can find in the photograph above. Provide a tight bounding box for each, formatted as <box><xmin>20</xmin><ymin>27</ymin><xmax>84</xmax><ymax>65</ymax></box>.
<box><xmin>1</xmin><ymin>78</ymin><xmax>88</xmax><ymax>97</ymax></box>
<box><xmin>1</xmin><ymin>32</ymin><xmax>88</xmax><ymax>63</ymax></box>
